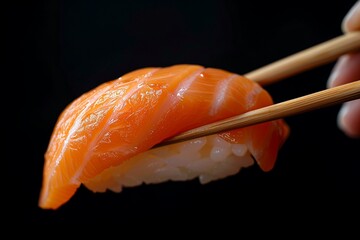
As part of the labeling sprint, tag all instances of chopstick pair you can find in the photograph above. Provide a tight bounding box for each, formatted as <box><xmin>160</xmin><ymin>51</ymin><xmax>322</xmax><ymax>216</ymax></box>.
<box><xmin>157</xmin><ymin>32</ymin><xmax>360</xmax><ymax>147</ymax></box>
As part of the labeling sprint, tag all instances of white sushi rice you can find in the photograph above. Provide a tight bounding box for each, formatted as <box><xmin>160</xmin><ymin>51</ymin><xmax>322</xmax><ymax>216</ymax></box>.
<box><xmin>84</xmin><ymin>135</ymin><xmax>254</xmax><ymax>193</ymax></box>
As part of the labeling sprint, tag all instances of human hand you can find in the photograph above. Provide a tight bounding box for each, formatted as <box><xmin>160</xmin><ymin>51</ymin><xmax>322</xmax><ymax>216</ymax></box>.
<box><xmin>327</xmin><ymin>1</ymin><xmax>360</xmax><ymax>138</ymax></box>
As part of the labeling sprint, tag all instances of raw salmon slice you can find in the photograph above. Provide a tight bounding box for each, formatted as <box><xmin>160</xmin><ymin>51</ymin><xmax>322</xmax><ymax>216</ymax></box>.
<box><xmin>39</xmin><ymin>65</ymin><xmax>289</xmax><ymax>210</ymax></box>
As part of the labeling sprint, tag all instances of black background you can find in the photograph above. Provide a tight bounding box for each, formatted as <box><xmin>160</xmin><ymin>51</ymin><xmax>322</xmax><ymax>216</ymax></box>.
<box><xmin>6</xmin><ymin>0</ymin><xmax>360</xmax><ymax>224</ymax></box>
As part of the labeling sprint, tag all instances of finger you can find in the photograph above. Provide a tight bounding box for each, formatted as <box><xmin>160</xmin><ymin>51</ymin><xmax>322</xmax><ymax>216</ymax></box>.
<box><xmin>342</xmin><ymin>0</ymin><xmax>360</xmax><ymax>32</ymax></box>
<box><xmin>338</xmin><ymin>99</ymin><xmax>360</xmax><ymax>138</ymax></box>
<box><xmin>327</xmin><ymin>52</ymin><xmax>360</xmax><ymax>88</ymax></box>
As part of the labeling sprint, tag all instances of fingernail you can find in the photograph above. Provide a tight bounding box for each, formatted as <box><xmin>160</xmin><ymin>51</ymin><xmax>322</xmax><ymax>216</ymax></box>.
<box><xmin>327</xmin><ymin>64</ymin><xmax>340</xmax><ymax>88</ymax></box>
<box><xmin>337</xmin><ymin>103</ymin><xmax>349</xmax><ymax>132</ymax></box>
<box><xmin>342</xmin><ymin>1</ymin><xmax>360</xmax><ymax>32</ymax></box>
<box><xmin>327</xmin><ymin>59</ymin><xmax>342</xmax><ymax>88</ymax></box>
<box><xmin>327</xmin><ymin>55</ymin><xmax>349</xmax><ymax>88</ymax></box>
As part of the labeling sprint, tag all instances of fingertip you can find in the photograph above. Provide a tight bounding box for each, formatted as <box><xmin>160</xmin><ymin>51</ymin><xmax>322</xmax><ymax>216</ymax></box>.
<box><xmin>342</xmin><ymin>1</ymin><xmax>360</xmax><ymax>33</ymax></box>
<box><xmin>327</xmin><ymin>53</ymin><xmax>360</xmax><ymax>89</ymax></box>
<box><xmin>337</xmin><ymin>100</ymin><xmax>360</xmax><ymax>138</ymax></box>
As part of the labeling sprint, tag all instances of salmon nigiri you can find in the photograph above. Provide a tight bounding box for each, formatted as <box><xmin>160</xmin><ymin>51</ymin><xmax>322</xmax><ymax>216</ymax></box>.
<box><xmin>39</xmin><ymin>64</ymin><xmax>289</xmax><ymax>210</ymax></box>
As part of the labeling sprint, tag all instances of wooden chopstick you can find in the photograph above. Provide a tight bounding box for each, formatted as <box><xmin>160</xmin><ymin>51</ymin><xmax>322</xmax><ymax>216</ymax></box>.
<box><xmin>154</xmin><ymin>32</ymin><xmax>360</xmax><ymax>148</ymax></box>
<box><xmin>156</xmin><ymin>80</ymin><xmax>360</xmax><ymax>147</ymax></box>
<box><xmin>245</xmin><ymin>32</ymin><xmax>360</xmax><ymax>85</ymax></box>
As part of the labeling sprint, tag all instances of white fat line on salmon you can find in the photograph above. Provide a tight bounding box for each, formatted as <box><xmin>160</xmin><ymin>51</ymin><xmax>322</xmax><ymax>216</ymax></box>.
<box><xmin>209</xmin><ymin>74</ymin><xmax>237</xmax><ymax>116</ymax></box>
<box><xmin>168</xmin><ymin>68</ymin><xmax>205</xmax><ymax>102</ymax></box>
<box><xmin>245</xmin><ymin>85</ymin><xmax>263</xmax><ymax>109</ymax></box>
<box><xmin>134</xmin><ymin>67</ymin><xmax>205</xmax><ymax>144</ymax></box>
<box><xmin>105</xmin><ymin>67</ymin><xmax>206</xmax><ymax>154</ymax></box>
<box><xmin>43</xmin><ymin>83</ymin><xmax>114</xmax><ymax>200</ymax></box>
<box><xmin>175</xmin><ymin>69</ymin><xmax>205</xmax><ymax>99</ymax></box>
<box><xmin>69</xmin><ymin>69</ymin><xmax>160</xmax><ymax>185</ymax></box>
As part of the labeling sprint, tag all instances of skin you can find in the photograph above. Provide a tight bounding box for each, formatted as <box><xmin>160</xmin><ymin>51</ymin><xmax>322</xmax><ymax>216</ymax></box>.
<box><xmin>327</xmin><ymin>1</ymin><xmax>360</xmax><ymax>138</ymax></box>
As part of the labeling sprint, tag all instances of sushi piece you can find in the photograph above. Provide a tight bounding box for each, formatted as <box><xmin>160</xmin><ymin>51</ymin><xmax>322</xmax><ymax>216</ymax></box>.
<box><xmin>39</xmin><ymin>64</ymin><xmax>289</xmax><ymax>210</ymax></box>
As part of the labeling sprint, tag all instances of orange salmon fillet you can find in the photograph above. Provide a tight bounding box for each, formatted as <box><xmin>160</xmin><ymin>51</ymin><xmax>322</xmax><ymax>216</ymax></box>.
<box><xmin>39</xmin><ymin>64</ymin><xmax>289</xmax><ymax>209</ymax></box>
